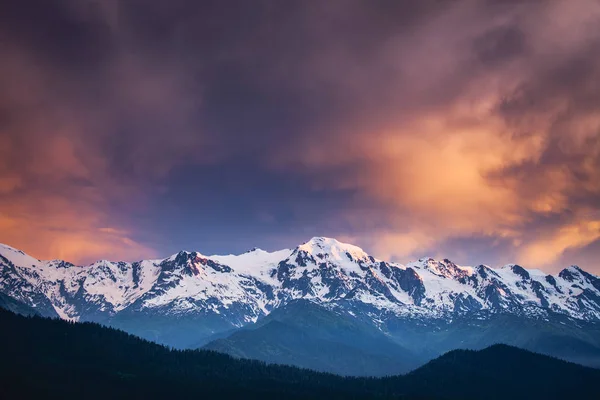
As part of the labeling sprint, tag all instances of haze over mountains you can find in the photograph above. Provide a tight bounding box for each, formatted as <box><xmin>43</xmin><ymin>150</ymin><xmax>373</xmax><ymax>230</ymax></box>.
<box><xmin>1</xmin><ymin>237</ymin><xmax>599</xmax><ymax>376</ymax></box>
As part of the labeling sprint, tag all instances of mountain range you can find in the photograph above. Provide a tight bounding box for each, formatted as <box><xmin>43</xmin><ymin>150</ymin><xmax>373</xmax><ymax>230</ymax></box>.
<box><xmin>1</xmin><ymin>237</ymin><xmax>599</xmax><ymax>375</ymax></box>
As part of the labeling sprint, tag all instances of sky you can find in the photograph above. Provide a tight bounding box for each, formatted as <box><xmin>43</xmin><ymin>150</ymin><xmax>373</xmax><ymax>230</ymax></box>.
<box><xmin>1</xmin><ymin>0</ymin><xmax>599</xmax><ymax>273</ymax></box>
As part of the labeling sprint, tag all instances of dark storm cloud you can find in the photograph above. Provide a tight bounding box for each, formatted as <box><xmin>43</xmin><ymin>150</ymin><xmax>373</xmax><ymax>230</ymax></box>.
<box><xmin>0</xmin><ymin>0</ymin><xmax>114</xmax><ymax>71</ymax></box>
<box><xmin>0</xmin><ymin>0</ymin><xmax>599</xmax><ymax>272</ymax></box>
<box><xmin>473</xmin><ymin>24</ymin><xmax>527</xmax><ymax>65</ymax></box>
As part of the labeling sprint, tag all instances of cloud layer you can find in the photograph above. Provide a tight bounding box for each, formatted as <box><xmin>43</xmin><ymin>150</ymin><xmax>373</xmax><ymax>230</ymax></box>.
<box><xmin>1</xmin><ymin>0</ymin><xmax>599</xmax><ymax>271</ymax></box>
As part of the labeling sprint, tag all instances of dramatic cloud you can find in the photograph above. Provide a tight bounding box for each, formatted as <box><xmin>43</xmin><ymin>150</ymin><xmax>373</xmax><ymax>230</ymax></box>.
<box><xmin>264</xmin><ymin>0</ymin><xmax>600</xmax><ymax>271</ymax></box>
<box><xmin>0</xmin><ymin>0</ymin><xmax>599</xmax><ymax>272</ymax></box>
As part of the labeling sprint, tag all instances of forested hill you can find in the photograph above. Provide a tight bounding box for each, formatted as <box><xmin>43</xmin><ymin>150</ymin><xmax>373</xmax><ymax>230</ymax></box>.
<box><xmin>0</xmin><ymin>308</ymin><xmax>382</xmax><ymax>400</ymax></box>
<box><xmin>0</xmin><ymin>307</ymin><xmax>598</xmax><ymax>399</ymax></box>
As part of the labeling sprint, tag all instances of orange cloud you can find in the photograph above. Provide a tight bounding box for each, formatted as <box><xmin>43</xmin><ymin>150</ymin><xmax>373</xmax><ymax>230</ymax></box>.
<box><xmin>0</xmin><ymin>190</ymin><xmax>157</xmax><ymax>264</ymax></box>
<box><xmin>269</xmin><ymin>0</ymin><xmax>600</xmax><ymax>269</ymax></box>
<box><xmin>0</xmin><ymin>7</ymin><xmax>207</xmax><ymax>264</ymax></box>
<box><xmin>520</xmin><ymin>219</ymin><xmax>600</xmax><ymax>267</ymax></box>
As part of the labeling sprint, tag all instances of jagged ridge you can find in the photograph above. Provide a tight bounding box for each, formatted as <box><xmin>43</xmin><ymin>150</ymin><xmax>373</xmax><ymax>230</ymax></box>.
<box><xmin>1</xmin><ymin>238</ymin><xmax>599</xmax><ymax>347</ymax></box>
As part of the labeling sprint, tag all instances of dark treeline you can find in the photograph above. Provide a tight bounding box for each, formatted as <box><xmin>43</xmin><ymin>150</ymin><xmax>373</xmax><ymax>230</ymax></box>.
<box><xmin>0</xmin><ymin>308</ymin><xmax>401</xmax><ymax>400</ymax></box>
<box><xmin>0</xmin><ymin>308</ymin><xmax>598</xmax><ymax>400</ymax></box>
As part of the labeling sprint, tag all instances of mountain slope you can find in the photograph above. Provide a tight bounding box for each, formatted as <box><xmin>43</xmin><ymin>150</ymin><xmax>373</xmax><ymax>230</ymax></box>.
<box><xmin>380</xmin><ymin>311</ymin><xmax>600</xmax><ymax>367</ymax></box>
<box><xmin>0</xmin><ymin>308</ymin><xmax>597</xmax><ymax>400</ymax></box>
<box><xmin>393</xmin><ymin>344</ymin><xmax>599</xmax><ymax>400</ymax></box>
<box><xmin>204</xmin><ymin>300</ymin><xmax>421</xmax><ymax>376</ymax></box>
<box><xmin>0</xmin><ymin>292</ymin><xmax>39</xmax><ymax>316</ymax></box>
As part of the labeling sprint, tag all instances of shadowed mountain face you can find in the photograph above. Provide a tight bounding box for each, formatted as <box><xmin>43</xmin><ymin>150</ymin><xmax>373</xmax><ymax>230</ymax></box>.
<box><xmin>203</xmin><ymin>300</ymin><xmax>600</xmax><ymax>375</ymax></box>
<box><xmin>0</xmin><ymin>307</ymin><xmax>598</xmax><ymax>400</ymax></box>
<box><xmin>203</xmin><ymin>299</ymin><xmax>422</xmax><ymax>376</ymax></box>
<box><xmin>0</xmin><ymin>292</ymin><xmax>39</xmax><ymax>316</ymax></box>
<box><xmin>1</xmin><ymin>237</ymin><xmax>600</xmax><ymax>375</ymax></box>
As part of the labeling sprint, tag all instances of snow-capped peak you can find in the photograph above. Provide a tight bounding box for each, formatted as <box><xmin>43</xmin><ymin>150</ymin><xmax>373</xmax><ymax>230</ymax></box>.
<box><xmin>210</xmin><ymin>247</ymin><xmax>292</xmax><ymax>280</ymax></box>
<box><xmin>295</xmin><ymin>236</ymin><xmax>371</xmax><ymax>262</ymax></box>
<box><xmin>410</xmin><ymin>257</ymin><xmax>474</xmax><ymax>279</ymax></box>
<box><xmin>0</xmin><ymin>243</ymin><xmax>41</xmax><ymax>268</ymax></box>
<box><xmin>563</xmin><ymin>265</ymin><xmax>583</xmax><ymax>273</ymax></box>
